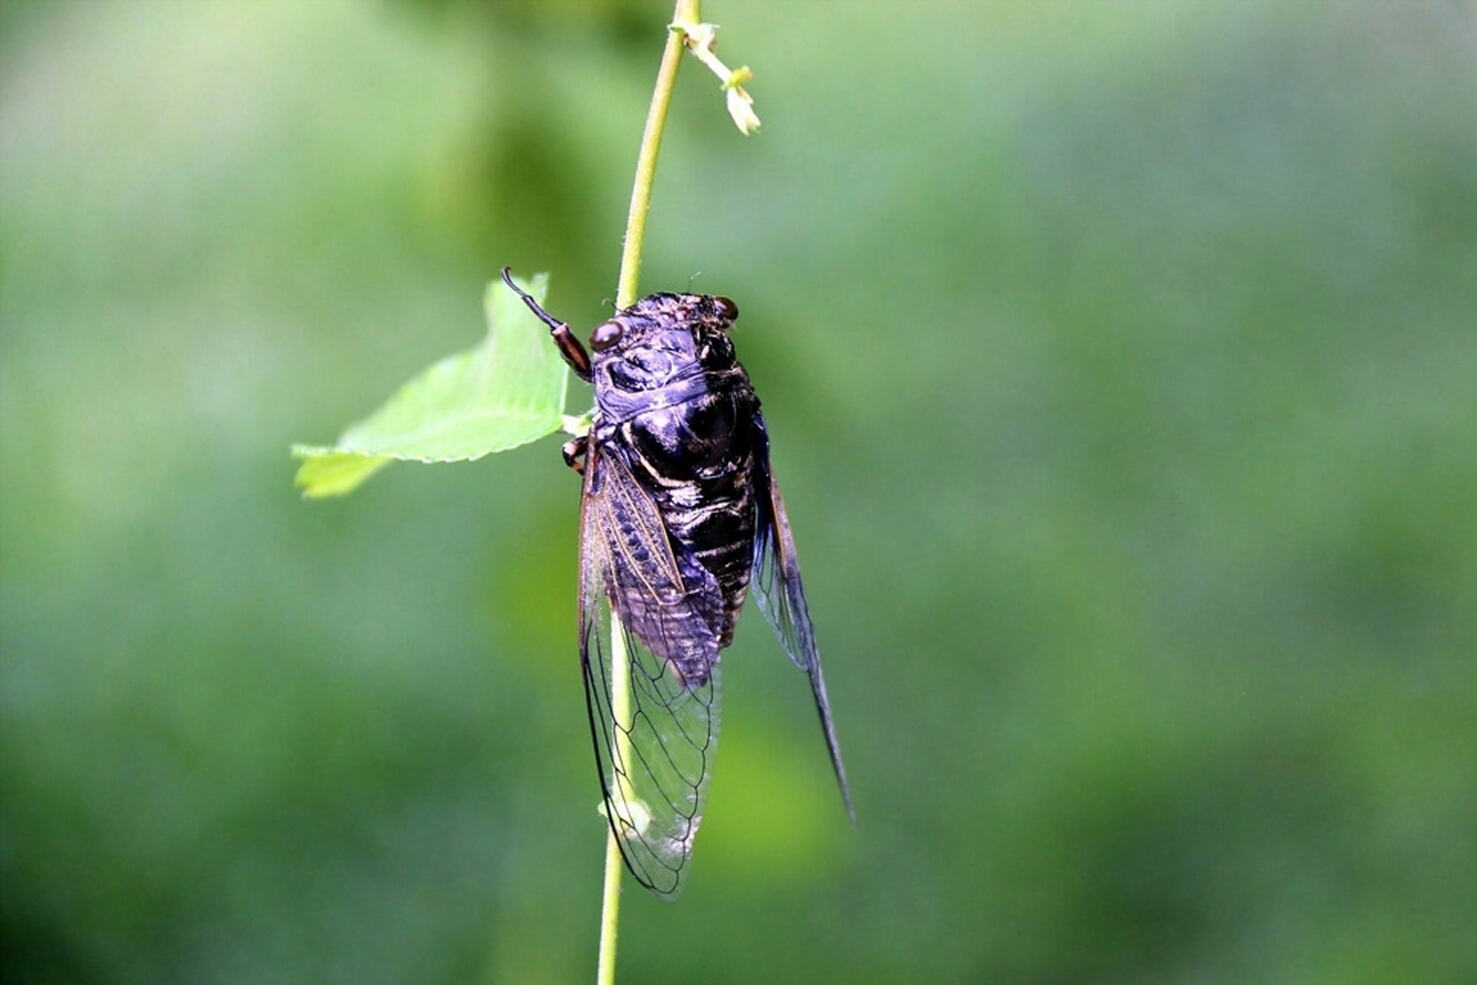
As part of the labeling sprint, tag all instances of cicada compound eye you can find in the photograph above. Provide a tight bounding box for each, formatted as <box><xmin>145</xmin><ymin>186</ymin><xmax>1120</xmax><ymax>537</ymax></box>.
<box><xmin>712</xmin><ymin>297</ymin><xmax>739</xmax><ymax>322</ymax></box>
<box><xmin>590</xmin><ymin>320</ymin><xmax>623</xmax><ymax>352</ymax></box>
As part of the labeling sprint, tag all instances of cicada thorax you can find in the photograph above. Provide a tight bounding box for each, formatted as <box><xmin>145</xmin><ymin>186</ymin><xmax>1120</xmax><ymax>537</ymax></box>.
<box><xmin>590</xmin><ymin>293</ymin><xmax>762</xmax><ymax>682</ymax></box>
<box><xmin>621</xmin><ymin>389</ymin><xmax>759</xmax><ymax>636</ymax></box>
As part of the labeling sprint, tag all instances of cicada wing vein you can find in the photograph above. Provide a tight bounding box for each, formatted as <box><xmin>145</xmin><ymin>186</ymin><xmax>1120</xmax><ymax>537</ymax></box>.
<box><xmin>579</xmin><ymin>440</ymin><xmax>723</xmax><ymax>898</ymax></box>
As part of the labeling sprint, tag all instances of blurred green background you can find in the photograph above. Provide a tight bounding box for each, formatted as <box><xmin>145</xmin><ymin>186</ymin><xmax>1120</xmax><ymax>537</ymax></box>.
<box><xmin>3</xmin><ymin>1</ymin><xmax>1474</xmax><ymax>983</ymax></box>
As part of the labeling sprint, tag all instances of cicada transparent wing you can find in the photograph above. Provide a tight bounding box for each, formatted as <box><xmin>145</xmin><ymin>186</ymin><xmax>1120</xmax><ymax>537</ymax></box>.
<box><xmin>749</xmin><ymin>414</ymin><xmax>856</xmax><ymax>824</ymax></box>
<box><xmin>579</xmin><ymin>439</ymin><xmax>724</xmax><ymax>898</ymax></box>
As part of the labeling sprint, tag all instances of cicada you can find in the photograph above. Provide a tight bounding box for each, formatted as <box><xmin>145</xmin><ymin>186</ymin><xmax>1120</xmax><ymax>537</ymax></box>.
<box><xmin>502</xmin><ymin>269</ymin><xmax>854</xmax><ymax>897</ymax></box>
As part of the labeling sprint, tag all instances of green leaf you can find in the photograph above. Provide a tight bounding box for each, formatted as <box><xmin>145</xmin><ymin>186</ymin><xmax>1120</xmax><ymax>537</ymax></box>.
<box><xmin>292</xmin><ymin>272</ymin><xmax>568</xmax><ymax>498</ymax></box>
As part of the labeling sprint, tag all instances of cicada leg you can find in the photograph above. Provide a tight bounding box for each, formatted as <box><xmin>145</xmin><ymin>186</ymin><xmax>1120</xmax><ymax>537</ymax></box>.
<box><xmin>562</xmin><ymin>434</ymin><xmax>589</xmax><ymax>475</ymax></box>
<box><xmin>500</xmin><ymin>267</ymin><xmax>593</xmax><ymax>382</ymax></box>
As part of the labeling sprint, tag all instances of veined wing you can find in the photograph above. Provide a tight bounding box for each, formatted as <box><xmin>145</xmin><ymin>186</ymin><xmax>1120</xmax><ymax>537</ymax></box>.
<box><xmin>579</xmin><ymin>438</ymin><xmax>724</xmax><ymax>898</ymax></box>
<box><xmin>749</xmin><ymin>414</ymin><xmax>857</xmax><ymax>825</ymax></box>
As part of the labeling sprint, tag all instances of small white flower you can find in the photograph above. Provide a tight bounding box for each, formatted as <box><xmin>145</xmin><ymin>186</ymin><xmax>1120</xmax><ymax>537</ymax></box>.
<box><xmin>725</xmin><ymin>85</ymin><xmax>761</xmax><ymax>135</ymax></box>
<box><xmin>672</xmin><ymin>20</ymin><xmax>760</xmax><ymax>136</ymax></box>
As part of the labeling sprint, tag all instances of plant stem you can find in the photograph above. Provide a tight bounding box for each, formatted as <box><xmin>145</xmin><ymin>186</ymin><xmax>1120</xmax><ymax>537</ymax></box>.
<box><xmin>616</xmin><ymin>0</ymin><xmax>699</xmax><ymax>310</ymax></box>
<box><xmin>597</xmin><ymin>3</ymin><xmax>698</xmax><ymax>983</ymax></box>
<box><xmin>595</xmin><ymin>621</ymin><xmax>632</xmax><ymax>985</ymax></box>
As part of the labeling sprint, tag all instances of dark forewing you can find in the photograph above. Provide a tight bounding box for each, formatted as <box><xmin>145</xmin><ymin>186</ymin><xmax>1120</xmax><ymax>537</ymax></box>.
<box><xmin>578</xmin><ymin>440</ymin><xmax>722</xmax><ymax>898</ymax></box>
<box><xmin>749</xmin><ymin>415</ymin><xmax>857</xmax><ymax>824</ymax></box>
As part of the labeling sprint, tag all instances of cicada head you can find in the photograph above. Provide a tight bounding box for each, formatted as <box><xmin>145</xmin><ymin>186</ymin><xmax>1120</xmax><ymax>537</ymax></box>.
<box><xmin>592</xmin><ymin>293</ymin><xmax>741</xmax><ymax>393</ymax></box>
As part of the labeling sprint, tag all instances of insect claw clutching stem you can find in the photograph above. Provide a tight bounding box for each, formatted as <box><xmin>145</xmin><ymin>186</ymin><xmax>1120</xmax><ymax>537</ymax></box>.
<box><xmin>562</xmin><ymin>435</ymin><xmax>589</xmax><ymax>475</ymax></box>
<box><xmin>500</xmin><ymin>267</ymin><xmax>593</xmax><ymax>382</ymax></box>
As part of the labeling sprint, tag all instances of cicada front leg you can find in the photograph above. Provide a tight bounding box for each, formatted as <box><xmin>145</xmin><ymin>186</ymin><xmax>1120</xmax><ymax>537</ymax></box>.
<box><xmin>500</xmin><ymin>267</ymin><xmax>593</xmax><ymax>382</ymax></box>
<box><xmin>562</xmin><ymin>434</ymin><xmax>589</xmax><ymax>475</ymax></box>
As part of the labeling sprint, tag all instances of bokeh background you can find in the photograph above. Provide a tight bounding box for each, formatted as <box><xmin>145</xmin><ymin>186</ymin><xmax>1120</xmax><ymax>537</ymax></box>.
<box><xmin>3</xmin><ymin>1</ymin><xmax>1474</xmax><ymax>983</ymax></box>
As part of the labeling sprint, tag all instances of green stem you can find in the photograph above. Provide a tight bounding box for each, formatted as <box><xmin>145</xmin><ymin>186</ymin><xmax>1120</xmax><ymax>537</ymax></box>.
<box><xmin>615</xmin><ymin>0</ymin><xmax>699</xmax><ymax>309</ymax></box>
<box><xmin>594</xmin><ymin>623</ymin><xmax>633</xmax><ymax>985</ymax></box>
<box><xmin>597</xmin><ymin>3</ymin><xmax>698</xmax><ymax>983</ymax></box>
